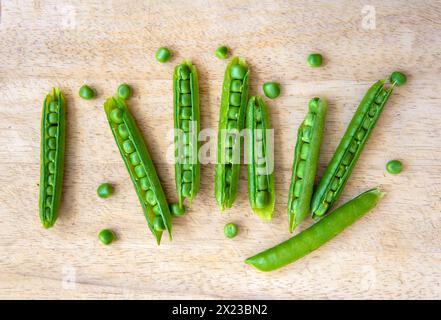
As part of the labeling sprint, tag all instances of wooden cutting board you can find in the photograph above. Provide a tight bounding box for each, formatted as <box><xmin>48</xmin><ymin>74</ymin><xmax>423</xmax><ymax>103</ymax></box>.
<box><xmin>1</xmin><ymin>0</ymin><xmax>440</xmax><ymax>299</ymax></box>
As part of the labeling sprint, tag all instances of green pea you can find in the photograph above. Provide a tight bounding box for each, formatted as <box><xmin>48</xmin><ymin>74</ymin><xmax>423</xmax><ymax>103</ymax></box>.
<box><xmin>48</xmin><ymin>162</ymin><xmax>55</xmax><ymax>174</ymax></box>
<box><xmin>48</xmin><ymin>101</ymin><xmax>58</xmax><ymax>112</ymax></box>
<box><xmin>182</xmin><ymin>170</ymin><xmax>192</xmax><ymax>183</ymax></box>
<box><xmin>180</xmin><ymin>80</ymin><xmax>191</xmax><ymax>94</ymax></box>
<box><xmin>182</xmin><ymin>132</ymin><xmax>190</xmax><ymax>145</ymax></box>
<box><xmin>181</xmin><ymin>119</ymin><xmax>190</xmax><ymax>132</ymax></box>
<box><xmin>229</xmin><ymin>92</ymin><xmax>241</xmax><ymax>106</ymax></box>
<box><xmin>181</xmin><ymin>94</ymin><xmax>192</xmax><ymax>107</ymax></box>
<box><xmin>117</xmin><ymin>83</ymin><xmax>132</xmax><ymax>100</ymax></box>
<box><xmin>179</xmin><ymin>65</ymin><xmax>191</xmax><ymax>79</ymax></box>
<box><xmin>262</xmin><ymin>82</ymin><xmax>281</xmax><ymax>99</ymax></box>
<box><xmin>97</xmin><ymin>183</ymin><xmax>114</xmax><ymax>198</ymax></box>
<box><xmin>228</xmin><ymin>107</ymin><xmax>239</xmax><ymax>120</ymax></box>
<box><xmin>255</xmin><ymin>191</ymin><xmax>269</xmax><ymax>208</ymax></box>
<box><xmin>47</xmin><ymin>112</ymin><xmax>58</xmax><ymax>124</ymax></box>
<box><xmin>257</xmin><ymin>175</ymin><xmax>268</xmax><ymax>190</ymax></box>
<box><xmin>46</xmin><ymin>185</ymin><xmax>53</xmax><ymax>196</ymax></box>
<box><xmin>180</xmin><ymin>107</ymin><xmax>192</xmax><ymax>119</ymax></box>
<box><xmin>296</xmin><ymin>160</ymin><xmax>306</xmax><ymax>178</ymax></box>
<box><xmin>169</xmin><ymin>203</ymin><xmax>185</xmax><ymax>217</ymax></box>
<box><xmin>227</xmin><ymin>120</ymin><xmax>237</xmax><ymax>130</ymax></box>
<box><xmin>46</xmin><ymin>196</ymin><xmax>52</xmax><ymax>207</ymax></box>
<box><xmin>182</xmin><ymin>183</ymin><xmax>191</xmax><ymax>197</ymax></box>
<box><xmin>294</xmin><ymin>180</ymin><xmax>303</xmax><ymax>197</ymax></box>
<box><xmin>79</xmin><ymin>85</ymin><xmax>96</xmax><ymax>100</ymax></box>
<box><xmin>117</xmin><ymin>124</ymin><xmax>129</xmax><ymax>140</ymax></box>
<box><xmin>307</xmin><ymin>53</ymin><xmax>323</xmax><ymax>67</ymax></box>
<box><xmin>47</xmin><ymin>126</ymin><xmax>57</xmax><ymax>137</ymax></box>
<box><xmin>231</xmin><ymin>80</ymin><xmax>242</xmax><ymax>93</ymax></box>
<box><xmin>134</xmin><ymin>164</ymin><xmax>146</xmax><ymax>178</ymax></box>
<box><xmin>110</xmin><ymin>108</ymin><xmax>124</xmax><ymax>124</ymax></box>
<box><xmin>300</xmin><ymin>143</ymin><xmax>310</xmax><ymax>160</ymax></box>
<box><xmin>118</xmin><ymin>123</ymin><xmax>129</xmax><ymax>140</ymax></box>
<box><xmin>155</xmin><ymin>47</ymin><xmax>171</xmax><ymax>63</ymax></box>
<box><xmin>386</xmin><ymin>160</ymin><xmax>403</xmax><ymax>174</ymax></box>
<box><xmin>98</xmin><ymin>229</ymin><xmax>116</xmax><ymax>245</ymax></box>
<box><xmin>129</xmin><ymin>152</ymin><xmax>140</xmax><ymax>166</ymax></box>
<box><xmin>145</xmin><ymin>189</ymin><xmax>157</xmax><ymax>206</ymax></box>
<box><xmin>122</xmin><ymin>139</ymin><xmax>135</xmax><ymax>153</ymax></box>
<box><xmin>47</xmin><ymin>174</ymin><xmax>54</xmax><ymax>185</ymax></box>
<box><xmin>230</xmin><ymin>64</ymin><xmax>247</xmax><ymax>80</ymax></box>
<box><xmin>255</xmin><ymin>107</ymin><xmax>262</xmax><ymax>122</ymax></box>
<box><xmin>139</xmin><ymin>177</ymin><xmax>150</xmax><ymax>190</ymax></box>
<box><xmin>215</xmin><ymin>46</ymin><xmax>229</xmax><ymax>59</ymax></box>
<box><xmin>152</xmin><ymin>205</ymin><xmax>161</xmax><ymax>216</ymax></box>
<box><xmin>48</xmin><ymin>150</ymin><xmax>56</xmax><ymax>162</ymax></box>
<box><xmin>47</xmin><ymin>137</ymin><xmax>56</xmax><ymax>149</ymax></box>
<box><xmin>153</xmin><ymin>216</ymin><xmax>165</xmax><ymax>231</ymax></box>
<box><xmin>390</xmin><ymin>71</ymin><xmax>407</xmax><ymax>86</ymax></box>
<box><xmin>224</xmin><ymin>223</ymin><xmax>238</xmax><ymax>239</ymax></box>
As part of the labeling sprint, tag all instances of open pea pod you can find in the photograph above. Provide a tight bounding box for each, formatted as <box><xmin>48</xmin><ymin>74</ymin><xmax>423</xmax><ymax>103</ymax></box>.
<box><xmin>311</xmin><ymin>79</ymin><xmax>394</xmax><ymax>219</ymax></box>
<box><xmin>215</xmin><ymin>57</ymin><xmax>250</xmax><ymax>210</ymax></box>
<box><xmin>288</xmin><ymin>97</ymin><xmax>327</xmax><ymax>232</ymax></box>
<box><xmin>246</xmin><ymin>96</ymin><xmax>275</xmax><ymax>220</ymax></box>
<box><xmin>173</xmin><ymin>61</ymin><xmax>200</xmax><ymax>208</ymax></box>
<box><xmin>104</xmin><ymin>97</ymin><xmax>172</xmax><ymax>244</ymax></box>
<box><xmin>39</xmin><ymin>88</ymin><xmax>66</xmax><ymax>228</ymax></box>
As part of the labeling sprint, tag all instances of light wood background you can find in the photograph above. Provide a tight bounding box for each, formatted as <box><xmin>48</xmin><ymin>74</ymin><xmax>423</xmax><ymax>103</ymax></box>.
<box><xmin>1</xmin><ymin>0</ymin><xmax>440</xmax><ymax>299</ymax></box>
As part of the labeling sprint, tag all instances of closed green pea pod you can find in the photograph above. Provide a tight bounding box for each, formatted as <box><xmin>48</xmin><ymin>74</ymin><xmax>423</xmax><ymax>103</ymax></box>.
<box><xmin>311</xmin><ymin>76</ymin><xmax>403</xmax><ymax>219</ymax></box>
<box><xmin>246</xmin><ymin>188</ymin><xmax>384</xmax><ymax>272</ymax></box>
<box><xmin>104</xmin><ymin>97</ymin><xmax>172</xmax><ymax>244</ymax></box>
<box><xmin>246</xmin><ymin>96</ymin><xmax>275</xmax><ymax>220</ymax></box>
<box><xmin>287</xmin><ymin>97</ymin><xmax>327</xmax><ymax>232</ymax></box>
<box><xmin>215</xmin><ymin>57</ymin><xmax>249</xmax><ymax>211</ymax></box>
<box><xmin>39</xmin><ymin>88</ymin><xmax>66</xmax><ymax>228</ymax></box>
<box><xmin>173</xmin><ymin>61</ymin><xmax>200</xmax><ymax>208</ymax></box>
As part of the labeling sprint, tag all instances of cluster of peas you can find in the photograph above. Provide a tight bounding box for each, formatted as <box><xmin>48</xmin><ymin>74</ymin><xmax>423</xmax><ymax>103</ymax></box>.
<box><xmin>108</xmin><ymin>106</ymin><xmax>167</xmax><ymax>233</ymax></box>
<box><xmin>176</xmin><ymin>65</ymin><xmax>195</xmax><ymax>198</ymax></box>
<box><xmin>251</xmin><ymin>103</ymin><xmax>271</xmax><ymax>209</ymax></box>
<box><xmin>43</xmin><ymin>100</ymin><xmax>61</xmax><ymax>219</ymax></box>
<box><xmin>223</xmin><ymin>64</ymin><xmax>248</xmax><ymax>192</ymax></box>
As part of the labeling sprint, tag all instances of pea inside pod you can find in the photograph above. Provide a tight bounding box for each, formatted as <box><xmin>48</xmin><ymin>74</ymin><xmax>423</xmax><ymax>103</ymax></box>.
<box><xmin>288</xmin><ymin>97</ymin><xmax>327</xmax><ymax>232</ymax></box>
<box><xmin>311</xmin><ymin>75</ymin><xmax>405</xmax><ymax>219</ymax></box>
<box><xmin>173</xmin><ymin>61</ymin><xmax>200</xmax><ymax>208</ymax></box>
<box><xmin>215</xmin><ymin>57</ymin><xmax>250</xmax><ymax>210</ymax></box>
<box><xmin>103</xmin><ymin>97</ymin><xmax>172</xmax><ymax>244</ymax></box>
<box><xmin>246</xmin><ymin>96</ymin><xmax>275</xmax><ymax>221</ymax></box>
<box><xmin>39</xmin><ymin>88</ymin><xmax>66</xmax><ymax>228</ymax></box>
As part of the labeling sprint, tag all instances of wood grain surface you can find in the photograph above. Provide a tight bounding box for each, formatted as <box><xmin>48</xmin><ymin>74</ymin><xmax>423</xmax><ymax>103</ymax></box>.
<box><xmin>1</xmin><ymin>0</ymin><xmax>441</xmax><ymax>299</ymax></box>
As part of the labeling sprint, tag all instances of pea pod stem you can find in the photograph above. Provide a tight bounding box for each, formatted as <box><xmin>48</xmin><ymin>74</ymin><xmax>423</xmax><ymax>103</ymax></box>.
<box><xmin>245</xmin><ymin>188</ymin><xmax>384</xmax><ymax>272</ymax></box>
<box><xmin>39</xmin><ymin>88</ymin><xmax>66</xmax><ymax>228</ymax></box>
<box><xmin>288</xmin><ymin>97</ymin><xmax>327</xmax><ymax>232</ymax></box>
<box><xmin>104</xmin><ymin>97</ymin><xmax>172</xmax><ymax>244</ymax></box>
<box><xmin>173</xmin><ymin>61</ymin><xmax>200</xmax><ymax>208</ymax></box>
<box><xmin>311</xmin><ymin>80</ymin><xmax>393</xmax><ymax>218</ymax></box>
<box><xmin>215</xmin><ymin>57</ymin><xmax>250</xmax><ymax>210</ymax></box>
<box><xmin>246</xmin><ymin>96</ymin><xmax>275</xmax><ymax>220</ymax></box>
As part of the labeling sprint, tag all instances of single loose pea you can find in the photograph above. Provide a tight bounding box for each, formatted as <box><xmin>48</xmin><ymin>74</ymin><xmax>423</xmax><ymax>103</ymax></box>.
<box><xmin>169</xmin><ymin>203</ymin><xmax>185</xmax><ymax>217</ymax></box>
<box><xmin>155</xmin><ymin>47</ymin><xmax>171</xmax><ymax>63</ymax></box>
<box><xmin>98</xmin><ymin>229</ymin><xmax>116</xmax><ymax>245</ymax></box>
<box><xmin>110</xmin><ymin>108</ymin><xmax>124</xmax><ymax>124</ymax></box>
<box><xmin>79</xmin><ymin>85</ymin><xmax>96</xmax><ymax>100</ymax></box>
<box><xmin>230</xmin><ymin>64</ymin><xmax>247</xmax><ymax>79</ymax></box>
<box><xmin>224</xmin><ymin>223</ymin><xmax>238</xmax><ymax>239</ymax></box>
<box><xmin>307</xmin><ymin>53</ymin><xmax>323</xmax><ymax>67</ymax></box>
<box><xmin>263</xmin><ymin>82</ymin><xmax>281</xmax><ymax>99</ymax></box>
<box><xmin>215</xmin><ymin>46</ymin><xmax>229</xmax><ymax>59</ymax></box>
<box><xmin>386</xmin><ymin>160</ymin><xmax>403</xmax><ymax>174</ymax></box>
<box><xmin>97</xmin><ymin>183</ymin><xmax>114</xmax><ymax>198</ymax></box>
<box><xmin>390</xmin><ymin>71</ymin><xmax>407</xmax><ymax>86</ymax></box>
<box><xmin>117</xmin><ymin>83</ymin><xmax>132</xmax><ymax>100</ymax></box>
